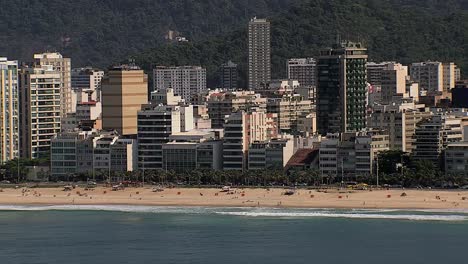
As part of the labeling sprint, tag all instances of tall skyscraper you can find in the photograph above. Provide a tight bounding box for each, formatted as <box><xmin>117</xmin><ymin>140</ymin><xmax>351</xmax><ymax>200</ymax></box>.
<box><xmin>153</xmin><ymin>66</ymin><xmax>206</xmax><ymax>101</ymax></box>
<box><xmin>101</xmin><ymin>65</ymin><xmax>148</xmax><ymax>135</ymax></box>
<box><xmin>317</xmin><ymin>41</ymin><xmax>368</xmax><ymax>134</ymax></box>
<box><xmin>287</xmin><ymin>58</ymin><xmax>317</xmax><ymax>87</ymax></box>
<box><xmin>33</xmin><ymin>53</ymin><xmax>72</xmax><ymax>116</ymax></box>
<box><xmin>0</xmin><ymin>58</ymin><xmax>19</xmax><ymax>162</ymax></box>
<box><xmin>248</xmin><ymin>17</ymin><xmax>271</xmax><ymax>90</ymax></box>
<box><xmin>220</xmin><ymin>61</ymin><xmax>238</xmax><ymax>90</ymax></box>
<box><xmin>19</xmin><ymin>65</ymin><xmax>62</xmax><ymax>159</ymax></box>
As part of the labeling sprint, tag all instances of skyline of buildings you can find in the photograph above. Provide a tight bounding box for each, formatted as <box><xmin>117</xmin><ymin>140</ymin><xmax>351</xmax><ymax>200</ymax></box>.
<box><xmin>1</xmin><ymin>17</ymin><xmax>467</xmax><ymax>182</ymax></box>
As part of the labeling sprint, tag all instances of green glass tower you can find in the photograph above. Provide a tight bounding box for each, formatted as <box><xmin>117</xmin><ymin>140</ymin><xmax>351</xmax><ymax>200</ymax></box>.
<box><xmin>317</xmin><ymin>41</ymin><xmax>368</xmax><ymax>135</ymax></box>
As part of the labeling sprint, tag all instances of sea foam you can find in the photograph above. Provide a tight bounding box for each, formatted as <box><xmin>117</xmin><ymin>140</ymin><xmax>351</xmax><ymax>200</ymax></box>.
<box><xmin>0</xmin><ymin>205</ymin><xmax>466</xmax><ymax>222</ymax></box>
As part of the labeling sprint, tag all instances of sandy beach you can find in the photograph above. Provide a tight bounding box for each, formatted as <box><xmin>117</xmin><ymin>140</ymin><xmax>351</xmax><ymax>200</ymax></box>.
<box><xmin>0</xmin><ymin>186</ymin><xmax>468</xmax><ymax>209</ymax></box>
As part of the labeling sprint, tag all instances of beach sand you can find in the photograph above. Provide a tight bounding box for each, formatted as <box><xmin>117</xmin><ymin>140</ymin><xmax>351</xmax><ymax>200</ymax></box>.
<box><xmin>0</xmin><ymin>186</ymin><xmax>467</xmax><ymax>209</ymax></box>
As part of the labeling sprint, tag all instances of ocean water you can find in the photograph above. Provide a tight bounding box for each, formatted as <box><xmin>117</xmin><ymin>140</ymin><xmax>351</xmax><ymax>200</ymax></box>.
<box><xmin>0</xmin><ymin>206</ymin><xmax>467</xmax><ymax>264</ymax></box>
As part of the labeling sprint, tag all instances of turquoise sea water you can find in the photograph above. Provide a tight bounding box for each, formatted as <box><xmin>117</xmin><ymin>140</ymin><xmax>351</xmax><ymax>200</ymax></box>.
<box><xmin>0</xmin><ymin>205</ymin><xmax>467</xmax><ymax>264</ymax></box>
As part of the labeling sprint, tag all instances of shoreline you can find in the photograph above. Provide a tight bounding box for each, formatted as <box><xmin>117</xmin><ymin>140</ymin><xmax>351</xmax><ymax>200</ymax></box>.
<box><xmin>1</xmin><ymin>187</ymin><xmax>468</xmax><ymax>210</ymax></box>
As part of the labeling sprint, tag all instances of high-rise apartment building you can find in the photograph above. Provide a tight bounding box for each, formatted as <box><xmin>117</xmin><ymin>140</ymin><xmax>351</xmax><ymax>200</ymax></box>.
<box><xmin>413</xmin><ymin>115</ymin><xmax>463</xmax><ymax>162</ymax></box>
<box><xmin>410</xmin><ymin>61</ymin><xmax>443</xmax><ymax>92</ymax></box>
<box><xmin>206</xmin><ymin>90</ymin><xmax>267</xmax><ymax>129</ymax></box>
<box><xmin>137</xmin><ymin>105</ymin><xmax>184</xmax><ymax>170</ymax></box>
<box><xmin>101</xmin><ymin>65</ymin><xmax>148</xmax><ymax>135</ymax></box>
<box><xmin>248</xmin><ymin>17</ymin><xmax>271</xmax><ymax>90</ymax></box>
<box><xmin>287</xmin><ymin>58</ymin><xmax>317</xmax><ymax>87</ymax></box>
<box><xmin>34</xmin><ymin>53</ymin><xmax>72</xmax><ymax>116</ymax></box>
<box><xmin>153</xmin><ymin>66</ymin><xmax>206</xmax><ymax>101</ymax></box>
<box><xmin>380</xmin><ymin>63</ymin><xmax>408</xmax><ymax>104</ymax></box>
<box><xmin>319</xmin><ymin>131</ymin><xmax>389</xmax><ymax>178</ymax></box>
<box><xmin>368</xmin><ymin>102</ymin><xmax>431</xmax><ymax>152</ymax></box>
<box><xmin>220</xmin><ymin>61</ymin><xmax>238</xmax><ymax>91</ymax></box>
<box><xmin>19</xmin><ymin>65</ymin><xmax>62</xmax><ymax>159</ymax></box>
<box><xmin>0</xmin><ymin>58</ymin><xmax>19</xmax><ymax>162</ymax></box>
<box><xmin>317</xmin><ymin>41</ymin><xmax>368</xmax><ymax>134</ymax></box>
<box><xmin>442</xmin><ymin>62</ymin><xmax>456</xmax><ymax>91</ymax></box>
<box><xmin>366</xmin><ymin>62</ymin><xmax>389</xmax><ymax>87</ymax></box>
<box><xmin>223</xmin><ymin>111</ymin><xmax>278</xmax><ymax>171</ymax></box>
<box><xmin>266</xmin><ymin>93</ymin><xmax>313</xmax><ymax>133</ymax></box>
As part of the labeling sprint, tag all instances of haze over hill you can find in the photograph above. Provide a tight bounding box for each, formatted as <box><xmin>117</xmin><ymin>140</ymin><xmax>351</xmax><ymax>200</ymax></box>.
<box><xmin>1</xmin><ymin>0</ymin><xmax>466</xmax><ymax>86</ymax></box>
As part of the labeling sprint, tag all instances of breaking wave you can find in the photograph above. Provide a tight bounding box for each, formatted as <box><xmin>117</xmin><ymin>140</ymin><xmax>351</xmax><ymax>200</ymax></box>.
<box><xmin>0</xmin><ymin>205</ymin><xmax>466</xmax><ymax>222</ymax></box>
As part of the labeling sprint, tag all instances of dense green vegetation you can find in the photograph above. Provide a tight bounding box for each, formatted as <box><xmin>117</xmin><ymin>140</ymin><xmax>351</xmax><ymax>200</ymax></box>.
<box><xmin>1</xmin><ymin>0</ymin><xmax>466</xmax><ymax>87</ymax></box>
<box><xmin>2</xmin><ymin>152</ymin><xmax>466</xmax><ymax>189</ymax></box>
<box><xmin>0</xmin><ymin>0</ymin><xmax>297</xmax><ymax>67</ymax></box>
<box><xmin>134</xmin><ymin>0</ymin><xmax>468</xmax><ymax>87</ymax></box>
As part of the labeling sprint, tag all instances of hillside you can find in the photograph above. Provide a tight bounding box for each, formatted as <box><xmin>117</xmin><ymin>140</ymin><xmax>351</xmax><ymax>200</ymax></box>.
<box><xmin>0</xmin><ymin>0</ymin><xmax>297</xmax><ymax>66</ymax></box>
<box><xmin>0</xmin><ymin>0</ymin><xmax>466</xmax><ymax>88</ymax></box>
<box><xmin>133</xmin><ymin>0</ymin><xmax>468</xmax><ymax>87</ymax></box>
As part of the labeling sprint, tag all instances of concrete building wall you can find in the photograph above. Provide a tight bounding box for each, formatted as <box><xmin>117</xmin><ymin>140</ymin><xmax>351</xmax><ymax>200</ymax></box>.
<box><xmin>0</xmin><ymin>58</ymin><xmax>19</xmax><ymax>162</ymax></box>
<box><xmin>34</xmin><ymin>53</ymin><xmax>73</xmax><ymax>116</ymax></box>
<box><xmin>101</xmin><ymin>68</ymin><xmax>148</xmax><ymax>135</ymax></box>
<box><xmin>153</xmin><ymin>66</ymin><xmax>206</xmax><ymax>101</ymax></box>
<box><xmin>19</xmin><ymin>65</ymin><xmax>62</xmax><ymax>159</ymax></box>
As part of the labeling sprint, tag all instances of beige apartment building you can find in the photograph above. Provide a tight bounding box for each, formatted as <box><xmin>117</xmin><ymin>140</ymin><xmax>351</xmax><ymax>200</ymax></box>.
<box><xmin>34</xmin><ymin>53</ymin><xmax>72</xmax><ymax>116</ymax></box>
<box><xmin>101</xmin><ymin>65</ymin><xmax>148</xmax><ymax>135</ymax></box>
<box><xmin>0</xmin><ymin>58</ymin><xmax>19</xmax><ymax>162</ymax></box>
<box><xmin>368</xmin><ymin>102</ymin><xmax>431</xmax><ymax>152</ymax></box>
<box><xmin>442</xmin><ymin>62</ymin><xmax>456</xmax><ymax>91</ymax></box>
<box><xmin>380</xmin><ymin>63</ymin><xmax>408</xmax><ymax>104</ymax></box>
<box><xmin>19</xmin><ymin>65</ymin><xmax>62</xmax><ymax>159</ymax></box>
<box><xmin>267</xmin><ymin>93</ymin><xmax>313</xmax><ymax>133</ymax></box>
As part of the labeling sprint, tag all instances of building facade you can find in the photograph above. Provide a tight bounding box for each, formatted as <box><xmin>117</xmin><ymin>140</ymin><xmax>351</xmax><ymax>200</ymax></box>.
<box><xmin>71</xmin><ymin>67</ymin><xmax>104</xmax><ymax>103</ymax></box>
<box><xmin>137</xmin><ymin>105</ymin><xmax>183</xmax><ymax>170</ymax></box>
<box><xmin>445</xmin><ymin>142</ymin><xmax>468</xmax><ymax>176</ymax></box>
<box><xmin>220</xmin><ymin>61</ymin><xmax>238</xmax><ymax>91</ymax></box>
<box><xmin>287</xmin><ymin>58</ymin><xmax>317</xmax><ymax>87</ymax></box>
<box><xmin>410</xmin><ymin>61</ymin><xmax>443</xmax><ymax>93</ymax></box>
<box><xmin>0</xmin><ymin>58</ymin><xmax>19</xmax><ymax>162</ymax></box>
<box><xmin>267</xmin><ymin>93</ymin><xmax>313</xmax><ymax>133</ymax></box>
<box><xmin>19</xmin><ymin>65</ymin><xmax>62</xmax><ymax>159</ymax></box>
<box><xmin>248</xmin><ymin>17</ymin><xmax>271</xmax><ymax>90</ymax></box>
<box><xmin>317</xmin><ymin>41</ymin><xmax>368</xmax><ymax>134</ymax></box>
<box><xmin>34</xmin><ymin>53</ymin><xmax>72</xmax><ymax>116</ymax></box>
<box><xmin>413</xmin><ymin>115</ymin><xmax>463</xmax><ymax>162</ymax></box>
<box><xmin>101</xmin><ymin>65</ymin><xmax>148</xmax><ymax>135</ymax></box>
<box><xmin>153</xmin><ymin>66</ymin><xmax>206</xmax><ymax>101</ymax></box>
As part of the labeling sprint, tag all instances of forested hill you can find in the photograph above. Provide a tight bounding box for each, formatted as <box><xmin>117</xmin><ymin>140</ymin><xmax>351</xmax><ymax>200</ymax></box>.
<box><xmin>133</xmin><ymin>0</ymin><xmax>468</xmax><ymax>87</ymax></box>
<box><xmin>0</xmin><ymin>0</ymin><xmax>297</xmax><ymax>66</ymax></box>
<box><xmin>1</xmin><ymin>0</ymin><xmax>466</xmax><ymax>87</ymax></box>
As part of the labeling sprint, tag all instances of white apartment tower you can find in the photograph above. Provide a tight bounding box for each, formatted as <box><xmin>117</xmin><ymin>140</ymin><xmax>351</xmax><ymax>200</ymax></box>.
<box><xmin>153</xmin><ymin>66</ymin><xmax>206</xmax><ymax>101</ymax></box>
<box><xmin>248</xmin><ymin>17</ymin><xmax>271</xmax><ymax>90</ymax></box>
<box><xmin>0</xmin><ymin>58</ymin><xmax>19</xmax><ymax>162</ymax></box>
<box><xmin>34</xmin><ymin>53</ymin><xmax>72</xmax><ymax>116</ymax></box>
